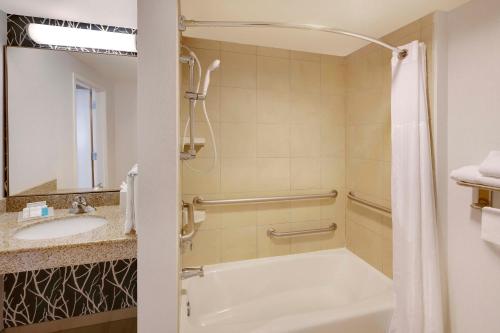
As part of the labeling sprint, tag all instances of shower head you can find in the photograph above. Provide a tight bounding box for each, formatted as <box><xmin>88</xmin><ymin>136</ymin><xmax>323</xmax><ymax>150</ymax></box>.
<box><xmin>207</xmin><ymin>59</ymin><xmax>220</xmax><ymax>72</ymax></box>
<box><xmin>201</xmin><ymin>59</ymin><xmax>220</xmax><ymax>95</ymax></box>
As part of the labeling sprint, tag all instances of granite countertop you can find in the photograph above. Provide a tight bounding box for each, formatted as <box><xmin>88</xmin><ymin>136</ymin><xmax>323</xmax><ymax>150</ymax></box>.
<box><xmin>0</xmin><ymin>206</ymin><xmax>136</xmax><ymax>274</ymax></box>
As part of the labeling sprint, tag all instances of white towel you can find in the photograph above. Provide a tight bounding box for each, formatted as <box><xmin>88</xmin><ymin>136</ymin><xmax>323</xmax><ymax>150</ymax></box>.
<box><xmin>133</xmin><ymin>172</ymin><xmax>138</xmax><ymax>232</ymax></box>
<box><xmin>450</xmin><ymin>165</ymin><xmax>500</xmax><ymax>188</ymax></box>
<box><xmin>481</xmin><ymin>207</ymin><xmax>500</xmax><ymax>245</ymax></box>
<box><xmin>450</xmin><ymin>165</ymin><xmax>478</xmax><ymax>184</ymax></box>
<box><xmin>120</xmin><ymin>182</ymin><xmax>127</xmax><ymax>214</ymax></box>
<box><xmin>479</xmin><ymin>151</ymin><xmax>500</xmax><ymax>178</ymax></box>
<box><xmin>124</xmin><ymin>164</ymin><xmax>138</xmax><ymax>234</ymax></box>
<box><xmin>120</xmin><ymin>181</ymin><xmax>128</xmax><ymax>191</ymax></box>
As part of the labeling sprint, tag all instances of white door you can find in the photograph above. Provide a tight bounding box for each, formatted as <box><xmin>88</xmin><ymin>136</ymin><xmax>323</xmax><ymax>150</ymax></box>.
<box><xmin>75</xmin><ymin>84</ymin><xmax>93</xmax><ymax>188</ymax></box>
<box><xmin>92</xmin><ymin>91</ymin><xmax>108</xmax><ymax>188</ymax></box>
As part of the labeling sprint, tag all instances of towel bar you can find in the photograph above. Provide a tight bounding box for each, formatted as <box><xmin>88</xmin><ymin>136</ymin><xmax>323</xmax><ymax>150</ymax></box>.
<box><xmin>456</xmin><ymin>181</ymin><xmax>496</xmax><ymax>210</ymax></box>
<box><xmin>456</xmin><ymin>181</ymin><xmax>500</xmax><ymax>192</ymax></box>
<box><xmin>267</xmin><ymin>223</ymin><xmax>337</xmax><ymax>238</ymax></box>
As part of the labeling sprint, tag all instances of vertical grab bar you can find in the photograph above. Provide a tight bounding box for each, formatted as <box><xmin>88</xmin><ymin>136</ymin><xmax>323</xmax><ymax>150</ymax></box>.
<box><xmin>180</xmin><ymin>202</ymin><xmax>195</xmax><ymax>242</ymax></box>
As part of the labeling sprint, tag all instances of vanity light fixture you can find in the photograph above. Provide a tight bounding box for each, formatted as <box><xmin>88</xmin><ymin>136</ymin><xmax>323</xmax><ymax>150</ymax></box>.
<box><xmin>27</xmin><ymin>23</ymin><xmax>137</xmax><ymax>52</ymax></box>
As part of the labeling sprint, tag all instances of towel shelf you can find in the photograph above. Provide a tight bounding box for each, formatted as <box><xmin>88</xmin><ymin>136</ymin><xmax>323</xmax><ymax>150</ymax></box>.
<box><xmin>456</xmin><ymin>181</ymin><xmax>497</xmax><ymax>210</ymax></box>
<box><xmin>456</xmin><ymin>181</ymin><xmax>500</xmax><ymax>192</ymax></box>
<box><xmin>347</xmin><ymin>191</ymin><xmax>392</xmax><ymax>215</ymax></box>
<box><xmin>267</xmin><ymin>223</ymin><xmax>337</xmax><ymax>238</ymax></box>
<box><xmin>193</xmin><ymin>190</ymin><xmax>338</xmax><ymax>206</ymax></box>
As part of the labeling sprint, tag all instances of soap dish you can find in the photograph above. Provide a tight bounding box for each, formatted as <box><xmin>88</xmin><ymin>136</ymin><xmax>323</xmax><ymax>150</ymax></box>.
<box><xmin>182</xmin><ymin>137</ymin><xmax>206</xmax><ymax>153</ymax></box>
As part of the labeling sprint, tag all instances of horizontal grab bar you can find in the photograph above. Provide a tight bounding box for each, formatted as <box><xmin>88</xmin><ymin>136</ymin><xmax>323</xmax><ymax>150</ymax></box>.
<box><xmin>193</xmin><ymin>190</ymin><xmax>338</xmax><ymax>206</ymax></box>
<box><xmin>267</xmin><ymin>223</ymin><xmax>337</xmax><ymax>238</ymax></box>
<box><xmin>347</xmin><ymin>191</ymin><xmax>392</xmax><ymax>215</ymax></box>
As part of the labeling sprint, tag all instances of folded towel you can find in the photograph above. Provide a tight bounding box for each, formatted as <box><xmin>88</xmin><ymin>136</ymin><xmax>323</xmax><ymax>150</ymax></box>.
<box><xmin>133</xmin><ymin>172</ymin><xmax>138</xmax><ymax>232</ymax></box>
<box><xmin>481</xmin><ymin>207</ymin><xmax>500</xmax><ymax>245</ymax></box>
<box><xmin>450</xmin><ymin>165</ymin><xmax>478</xmax><ymax>184</ymax></box>
<box><xmin>450</xmin><ymin>165</ymin><xmax>500</xmax><ymax>188</ymax></box>
<box><xmin>124</xmin><ymin>164</ymin><xmax>138</xmax><ymax>234</ymax></box>
<box><xmin>479</xmin><ymin>151</ymin><xmax>500</xmax><ymax>178</ymax></box>
<box><xmin>120</xmin><ymin>182</ymin><xmax>127</xmax><ymax>214</ymax></box>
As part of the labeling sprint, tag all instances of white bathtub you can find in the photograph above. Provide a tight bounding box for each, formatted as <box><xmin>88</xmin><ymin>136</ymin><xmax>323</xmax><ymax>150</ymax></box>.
<box><xmin>180</xmin><ymin>248</ymin><xmax>394</xmax><ymax>333</ymax></box>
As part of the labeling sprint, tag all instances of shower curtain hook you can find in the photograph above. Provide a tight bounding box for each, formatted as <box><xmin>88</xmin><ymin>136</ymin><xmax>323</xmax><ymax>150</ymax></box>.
<box><xmin>398</xmin><ymin>49</ymin><xmax>408</xmax><ymax>60</ymax></box>
<box><xmin>179</xmin><ymin>15</ymin><xmax>187</xmax><ymax>31</ymax></box>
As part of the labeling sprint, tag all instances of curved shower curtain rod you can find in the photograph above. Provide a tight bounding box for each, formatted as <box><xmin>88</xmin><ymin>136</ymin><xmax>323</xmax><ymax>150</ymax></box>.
<box><xmin>179</xmin><ymin>16</ymin><xmax>408</xmax><ymax>59</ymax></box>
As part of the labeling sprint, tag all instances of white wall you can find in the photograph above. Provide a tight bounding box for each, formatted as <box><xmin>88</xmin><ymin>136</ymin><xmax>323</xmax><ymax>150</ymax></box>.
<box><xmin>446</xmin><ymin>0</ymin><xmax>500</xmax><ymax>332</ymax></box>
<box><xmin>432</xmin><ymin>11</ymin><xmax>451</xmax><ymax>332</ymax></box>
<box><xmin>7</xmin><ymin>47</ymin><xmax>112</xmax><ymax>194</ymax></box>
<box><xmin>0</xmin><ymin>14</ymin><xmax>6</xmax><ymax>331</ymax></box>
<box><xmin>6</xmin><ymin>48</ymin><xmax>139</xmax><ymax>193</ymax></box>
<box><xmin>137</xmin><ymin>0</ymin><xmax>179</xmax><ymax>332</ymax></box>
<box><xmin>0</xmin><ymin>11</ymin><xmax>6</xmax><ymax>199</ymax></box>
<box><xmin>113</xmin><ymin>81</ymin><xmax>137</xmax><ymax>186</ymax></box>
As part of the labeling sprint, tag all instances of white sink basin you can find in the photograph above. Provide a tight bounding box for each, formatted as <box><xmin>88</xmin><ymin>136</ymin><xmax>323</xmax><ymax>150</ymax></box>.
<box><xmin>14</xmin><ymin>216</ymin><xmax>107</xmax><ymax>240</ymax></box>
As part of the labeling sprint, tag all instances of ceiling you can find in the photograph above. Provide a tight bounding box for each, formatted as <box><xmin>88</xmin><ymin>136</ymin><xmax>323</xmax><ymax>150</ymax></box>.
<box><xmin>72</xmin><ymin>52</ymin><xmax>136</xmax><ymax>82</ymax></box>
<box><xmin>181</xmin><ymin>0</ymin><xmax>470</xmax><ymax>55</ymax></box>
<box><xmin>0</xmin><ymin>0</ymin><xmax>137</xmax><ymax>28</ymax></box>
<box><xmin>0</xmin><ymin>0</ymin><xmax>470</xmax><ymax>55</ymax></box>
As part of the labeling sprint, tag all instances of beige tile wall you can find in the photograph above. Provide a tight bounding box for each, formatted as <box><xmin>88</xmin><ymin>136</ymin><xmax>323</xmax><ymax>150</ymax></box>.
<box><xmin>180</xmin><ymin>13</ymin><xmax>435</xmax><ymax>275</ymax></box>
<box><xmin>345</xmin><ymin>14</ymin><xmax>434</xmax><ymax>277</ymax></box>
<box><xmin>180</xmin><ymin>38</ymin><xmax>347</xmax><ymax>266</ymax></box>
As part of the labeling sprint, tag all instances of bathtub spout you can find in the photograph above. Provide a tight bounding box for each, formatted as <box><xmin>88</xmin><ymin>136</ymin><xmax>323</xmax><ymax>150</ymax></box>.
<box><xmin>181</xmin><ymin>266</ymin><xmax>204</xmax><ymax>280</ymax></box>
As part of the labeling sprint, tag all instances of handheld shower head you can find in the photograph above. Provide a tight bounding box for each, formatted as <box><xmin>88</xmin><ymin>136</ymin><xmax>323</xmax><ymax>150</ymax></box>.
<box><xmin>202</xmin><ymin>59</ymin><xmax>220</xmax><ymax>95</ymax></box>
<box><xmin>207</xmin><ymin>59</ymin><xmax>221</xmax><ymax>71</ymax></box>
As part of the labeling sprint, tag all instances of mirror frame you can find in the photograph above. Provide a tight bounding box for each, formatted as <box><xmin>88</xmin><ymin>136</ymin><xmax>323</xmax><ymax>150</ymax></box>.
<box><xmin>3</xmin><ymin>14</ymin><xmax>137</xmax><ymax>197</ymax></box>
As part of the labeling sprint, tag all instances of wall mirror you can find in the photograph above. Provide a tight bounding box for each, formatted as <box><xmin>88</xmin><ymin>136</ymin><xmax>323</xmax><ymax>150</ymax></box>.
<box><xmin>5</xmin><ymin>46</ymin><xmax>137</xmax><ymax>196</ymax></box>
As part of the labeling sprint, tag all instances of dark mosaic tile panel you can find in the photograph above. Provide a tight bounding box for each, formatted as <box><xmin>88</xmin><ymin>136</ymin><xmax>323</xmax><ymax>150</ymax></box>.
<box><xmin>3</xmin><ymin>259</ymin><xmax>136</xmax><ymax>327</ymax></box>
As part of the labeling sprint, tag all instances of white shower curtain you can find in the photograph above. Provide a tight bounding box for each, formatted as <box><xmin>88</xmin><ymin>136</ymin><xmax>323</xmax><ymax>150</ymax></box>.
<box><xmin>390</xmin><ymin>41</ymin><xmax>443</xmax><ymax>333</ymax></box>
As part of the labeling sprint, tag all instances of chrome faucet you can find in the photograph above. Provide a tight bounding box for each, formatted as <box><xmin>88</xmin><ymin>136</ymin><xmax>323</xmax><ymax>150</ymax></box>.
<box><xmin>93</xmin><ymin>183</ymin><xmax>104</xmax><ymax>191</ymax></box>
<box><xmin>181</xmin><ymin>266</ymin><xmax>204</xmax><ymax>280</ymax></box>
<box><xmin>69</xmin><ymin>195</ymin><xmax>95</xmax><ymax>214</ymax></box>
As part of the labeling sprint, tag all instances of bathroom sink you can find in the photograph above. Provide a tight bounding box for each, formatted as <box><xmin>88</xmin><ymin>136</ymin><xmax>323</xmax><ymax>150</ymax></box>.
<box><xmin>14</xmin><ymin>216</ymin><xmax>107</xmax><ymax>240</ymax></box>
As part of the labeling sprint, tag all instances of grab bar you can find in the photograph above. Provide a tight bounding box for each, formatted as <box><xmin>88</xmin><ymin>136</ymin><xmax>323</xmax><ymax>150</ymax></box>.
<box><xmin>347</xmin><ymin>191</ymin><xmax>392</xmax><ymax>215</ymax></box>
<box><xmin>180</xmin><ymin>202</ymin><xmax>196</xmax><ymax>243</ymax></box>
<box><xmin>193</xmin><ymin>190</ymin><xmax>338</xmax><ymax>206</ymax></box>
<box><xmin>267</xmin><ymin>223</ymin><xmax>337</xmax><ymax>238</ymax></box>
